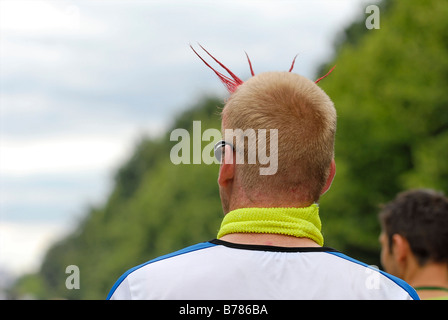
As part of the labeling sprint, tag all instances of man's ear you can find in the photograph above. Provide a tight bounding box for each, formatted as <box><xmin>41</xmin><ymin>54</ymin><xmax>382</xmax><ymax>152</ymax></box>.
<box><xmin>321</xmin><ymin>159</ymin><xmax>336</xmax><ymax>195</ymax></box>
<box><xmin>391</xmin><ymin>234</ymin><xmax>411</xmax><ymax>264</ymax></box>
<box><xmin>217</xmin><ymin>144</ymin><xmax>235</xmax><ymax>187</ymax></box>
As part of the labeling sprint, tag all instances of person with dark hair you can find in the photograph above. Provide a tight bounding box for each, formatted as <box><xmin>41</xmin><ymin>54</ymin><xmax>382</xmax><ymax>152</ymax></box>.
<box><xmin>379</xmin><ymin>189</ymin><xmax>448</xmax><ymax>299</ymax></box>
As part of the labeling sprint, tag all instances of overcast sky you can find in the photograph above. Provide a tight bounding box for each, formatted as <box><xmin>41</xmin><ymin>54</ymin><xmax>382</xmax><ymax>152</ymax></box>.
<box><xmin>0</xmin><ymin>0</ymin><xmax>377</xmax><ymax>279</ymax></box>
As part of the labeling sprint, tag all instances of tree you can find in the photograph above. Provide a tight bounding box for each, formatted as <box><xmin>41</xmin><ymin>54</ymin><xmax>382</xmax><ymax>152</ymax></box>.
<box><xmin>318</xmin><ymin>0</ymin><xmax>448</xmax><ymax>262</ymax></box>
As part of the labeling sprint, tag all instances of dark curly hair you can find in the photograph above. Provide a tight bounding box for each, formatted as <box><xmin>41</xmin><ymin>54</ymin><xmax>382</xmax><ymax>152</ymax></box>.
<box><xmin>379</xmin><ymin>189</ymin><xmax>448</xmax><ymax>266</ymax></box>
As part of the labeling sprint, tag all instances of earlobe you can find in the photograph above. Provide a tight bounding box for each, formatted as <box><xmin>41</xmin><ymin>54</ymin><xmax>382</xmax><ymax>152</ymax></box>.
<box><xmin>321</xmin><ymin>159</ymin><xmax>336</xmax><ymax>195</ymax></box>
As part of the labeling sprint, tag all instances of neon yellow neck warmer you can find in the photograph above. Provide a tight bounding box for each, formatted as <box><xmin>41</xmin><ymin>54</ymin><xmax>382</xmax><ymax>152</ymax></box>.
<box><xmin>217</xmin><ymin>204</ymin><xmax>324</xmax><ymax>246</ymax></box>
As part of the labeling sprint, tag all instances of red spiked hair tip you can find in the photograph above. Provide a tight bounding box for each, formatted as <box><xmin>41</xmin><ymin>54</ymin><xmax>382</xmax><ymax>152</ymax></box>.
<box><xmin>191</xmin><ymin>44</ymin><xmax>335</xmax><ymax>93</ymax></box>
<box><xmin>314</xmin><ymin>65</ymin><xmax>336</xmax><ymax>84</ymax></box>
<box><xmin>190</xmin><ymin>44</ymin><xmax>243</xmax><ymax>93</ymax></box>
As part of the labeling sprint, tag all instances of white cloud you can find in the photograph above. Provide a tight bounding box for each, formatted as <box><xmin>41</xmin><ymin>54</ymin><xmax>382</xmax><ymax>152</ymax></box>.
<box><xmin>0</xmin><ymin>0</ymin><xmax>105</xmax><ymax>35</ymax></box>
<box><xmin>0</xmin><ymin>92</ymin><xmax>53</xmax><ymax>116</ymax></box>
<box><xmin>0</xmin><ymin>221</ymin><xmax>71</xmax><ymax>276</ymax></box>
<box><xmin>0</xmin><ymin>133</ymin><xmax>135</xmax><ymax>176</ymax></box>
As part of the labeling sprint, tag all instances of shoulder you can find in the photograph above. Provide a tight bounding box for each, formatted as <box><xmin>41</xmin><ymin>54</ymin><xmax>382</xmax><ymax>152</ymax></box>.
<box><xmin>106</xmin><ymin>241</ymin><xmax>218</xmax><ymax>300</ymax></box>
<box><xmin>324</xmin><ymin>251</ymin><xmax>419</xmax><ymax>300</ymax></box>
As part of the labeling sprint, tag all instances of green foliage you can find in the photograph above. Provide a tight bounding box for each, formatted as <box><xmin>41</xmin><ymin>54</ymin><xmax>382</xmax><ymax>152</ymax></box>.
<box><xmin>12</xmin><ymin>0</ymin><xmax>448</xmax><ymax>299</ymax></box>
<box><xmin>318</xmin><ymin>0</ymin><xmax>448</xmax><ymax>262</ymax></box>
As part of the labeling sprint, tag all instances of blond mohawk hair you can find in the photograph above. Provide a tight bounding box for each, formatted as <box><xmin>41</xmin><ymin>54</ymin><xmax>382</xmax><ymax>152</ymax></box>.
<box><xmin>222</xmin><ymin>71</ymin><xmax>336</xmax><ymax>203</ymax></box>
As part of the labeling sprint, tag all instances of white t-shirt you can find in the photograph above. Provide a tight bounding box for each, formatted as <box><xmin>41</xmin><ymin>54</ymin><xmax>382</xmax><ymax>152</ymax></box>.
<box><xmin>107</xmin><ymin>239</ymin><xmax>418</xmax><ymax>300</ymax></box>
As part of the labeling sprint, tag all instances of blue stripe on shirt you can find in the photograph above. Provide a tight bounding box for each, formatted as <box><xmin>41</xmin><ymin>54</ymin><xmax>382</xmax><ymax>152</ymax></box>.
<box><xmin>106</xmin><ymin>241</ymin><xmax>217</xmax><ymax>300</ymax></box>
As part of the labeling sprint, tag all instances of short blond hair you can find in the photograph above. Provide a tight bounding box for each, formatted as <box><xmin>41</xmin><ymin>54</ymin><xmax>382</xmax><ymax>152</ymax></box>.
<box><xmin>222</xmin><ymin>71</ymin><xmax>336</xmax><ymax>202</ymax></box>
